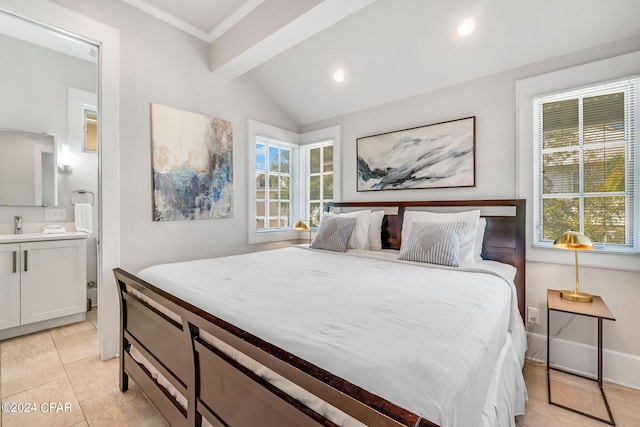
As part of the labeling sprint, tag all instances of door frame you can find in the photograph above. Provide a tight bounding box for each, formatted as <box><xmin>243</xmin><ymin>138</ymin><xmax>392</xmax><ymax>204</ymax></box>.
<box><xmin>0</xmin><ymin>0</ymin><xmax>121</xmax><ymax>359</ymax></box>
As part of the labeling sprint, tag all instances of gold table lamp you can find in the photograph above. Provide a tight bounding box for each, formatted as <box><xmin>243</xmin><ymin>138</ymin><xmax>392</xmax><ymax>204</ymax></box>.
<box><xmin>293</xmin><ymin>220</ymin><xmax>312</xmax><ymax>243</ymax></box>
<box><xmin>553</xmin><ymin>230</ymin><xmax>594</xmax><ymax>303</ymax></box>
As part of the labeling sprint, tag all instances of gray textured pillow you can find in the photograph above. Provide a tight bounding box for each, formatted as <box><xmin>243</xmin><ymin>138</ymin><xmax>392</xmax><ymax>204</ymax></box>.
<box><xmin>310</xmin><ymin>216</ymin><xmax>358</xmax><ymax>252</ymax></box>
<box><xmin>398</xmin><ymin>221</ymin><xmax>466</xmax><ymax>266</ymax></box>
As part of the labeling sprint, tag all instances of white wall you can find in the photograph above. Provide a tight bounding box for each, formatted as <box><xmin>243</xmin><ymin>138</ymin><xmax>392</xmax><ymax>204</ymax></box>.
<box><xmin>51</xmin><ymin>0</ymin><xmax>299</xmax><ymax>274</ymax></box>
<box><xmin>0</xmin><ymin>33</ymin><xmax>96</xmax><ymax>139</ymax></box>
<box><xmin>303</xmin><ymin>36</ymin><xmax>640</xmax><ymax>388</ymax></box>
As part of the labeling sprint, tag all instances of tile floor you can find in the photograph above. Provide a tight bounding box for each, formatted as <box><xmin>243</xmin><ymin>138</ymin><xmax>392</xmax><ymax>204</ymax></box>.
<box><xmin>0</xmin><ymin>310</ymin><xmax>167</xmax><ymax>427</ymax></box>
<box><xmin>1</xmin><ymin>316</ymin><xmax>639</xmax><ymax>426</ymax></box>
<box><xmin>517</xmin><ymin>362</ymin><xmax>640</xmax><ymax>427</ymax></box>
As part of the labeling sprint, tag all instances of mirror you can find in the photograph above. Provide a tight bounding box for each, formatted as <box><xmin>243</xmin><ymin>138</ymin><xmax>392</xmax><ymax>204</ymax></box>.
<box><xmin>0</xmin><ymin>12</ymin><xmax>98</xmax><ymax>208</ymax></box>
<box><xmin>0</xmin><ymin>129</ymin><xmax>56</xmax><ymax>206</ymax></box>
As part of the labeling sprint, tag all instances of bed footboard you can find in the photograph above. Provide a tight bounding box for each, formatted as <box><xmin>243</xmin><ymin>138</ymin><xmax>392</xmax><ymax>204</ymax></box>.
<box><xmin>115</xmin><ymin>268</ymin><xmax>194</xmax><ymax>426</ymax></box>
<box><xmin>113</xmin><ymin>268</ymin><xmax>438</xmax><ymax>427</ymax></box>
<box><xmin>194</xmin><ymin>337</ymin><xmax>328</xmax><ymax>426</ymax></box>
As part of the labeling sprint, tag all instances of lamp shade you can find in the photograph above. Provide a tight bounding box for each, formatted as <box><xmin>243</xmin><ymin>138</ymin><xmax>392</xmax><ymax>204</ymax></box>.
<box><xmin>553</xmin><ymin>230</ymin><xmax>594</xmax><ymax>250</ymax></box>
<box><xmin>294</xmin><ymin>220</ymin><xmax>312</xmax><ymax>244</ymax></box>
<box><xmin>293</xmin><ymin>220</ymin><xmax>309</xmax><ymax>231</ymax></box>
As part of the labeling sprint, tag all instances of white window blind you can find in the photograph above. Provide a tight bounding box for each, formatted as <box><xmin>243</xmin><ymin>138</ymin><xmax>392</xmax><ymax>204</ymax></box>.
<box><xmin>533</xmin><ymin>77</ymin><xmax>639</xmax><ymax>253</ymax></box>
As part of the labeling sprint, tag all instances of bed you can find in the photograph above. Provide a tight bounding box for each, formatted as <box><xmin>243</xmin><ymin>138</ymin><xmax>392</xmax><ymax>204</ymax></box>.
<box><xmin>113</xmin><ymin>199</ymin><xmax>527</xmax><ymax>427</ymax></box>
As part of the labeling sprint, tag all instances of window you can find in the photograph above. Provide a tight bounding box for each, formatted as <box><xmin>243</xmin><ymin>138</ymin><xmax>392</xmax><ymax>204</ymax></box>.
<box><xmin>533</xmin><ymin>77</ymin><xmax>638</xmax><ymax>253</ymax></box>
<box><xmin>255</xmin><ymin>137</ymin><xmax>293</xmax><ymax>230</ymax></box>
<box><xmin>247</xmin><ymin>120</ymin><xmax>341</xmax><ymax>244</ymax></box>
<box><xmin>304</xmin><ymin>141</ymin><xmax>333</xmax><ymax>227</ymax></box>
<box><xmin>83</xmin><ymin>109</ymin><xmax>97</xmax><ymax>152</ymax></box>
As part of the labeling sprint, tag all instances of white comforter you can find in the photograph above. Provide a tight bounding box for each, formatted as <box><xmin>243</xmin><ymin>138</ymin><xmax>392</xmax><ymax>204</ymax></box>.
<box><xmin>138</xmin><ymin>246</ymin><xmax>526</xmax><ymax>427</ymax></box>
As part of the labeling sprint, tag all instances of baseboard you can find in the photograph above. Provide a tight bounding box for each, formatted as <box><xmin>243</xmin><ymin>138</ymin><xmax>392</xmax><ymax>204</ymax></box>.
<box><xmin>0</xmin><ymin>312</ymin><xmax>86</xmax><ymax>341</ymax></box>
<box><xmin>526</xmin><ymin>332</ymin><xmax>640</xmax><ymax>391</ymax></box>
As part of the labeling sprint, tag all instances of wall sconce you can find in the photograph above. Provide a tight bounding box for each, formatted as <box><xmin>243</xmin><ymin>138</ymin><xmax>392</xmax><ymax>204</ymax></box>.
<box><xmin>58</xmin><ymin>144</ymin><xmax>73</xmax><ymax>174</ymax></box>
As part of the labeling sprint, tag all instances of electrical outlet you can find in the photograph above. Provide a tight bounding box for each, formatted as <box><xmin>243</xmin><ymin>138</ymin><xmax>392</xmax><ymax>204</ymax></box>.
<box><xmin>44</xmin><ymin>208</ymin><xmax>66</xmax><ymax>221</ymax></box>
<box><xmin>527</xmin><ymin>307</ymin><xmax>540</xmax><ymax>324</ymax></box>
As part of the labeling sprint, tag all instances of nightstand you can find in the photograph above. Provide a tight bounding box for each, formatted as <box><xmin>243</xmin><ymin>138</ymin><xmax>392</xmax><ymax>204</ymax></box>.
<box><xmin>547</xmin><ymin>289</ymin><xmax>616</xmax><ymax>425</ymax></box>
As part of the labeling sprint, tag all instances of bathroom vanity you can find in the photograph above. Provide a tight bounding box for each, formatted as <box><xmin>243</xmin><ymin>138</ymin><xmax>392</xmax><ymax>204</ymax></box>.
<box><xmin>0</xmin><ymin>232</ymin><xmax>87</xmax><ymax>340</ymax></box>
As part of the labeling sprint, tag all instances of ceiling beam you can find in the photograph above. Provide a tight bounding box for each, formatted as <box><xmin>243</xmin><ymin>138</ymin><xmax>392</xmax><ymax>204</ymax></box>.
<box><xmin>210</xmin><ymin>0</ymin><xmax>376</xmax><ymax>80</ymax></box>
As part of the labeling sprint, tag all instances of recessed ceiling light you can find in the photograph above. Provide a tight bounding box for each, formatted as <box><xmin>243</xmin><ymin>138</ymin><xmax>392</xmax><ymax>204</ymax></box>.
<box><xmin>457</xmin><ymin>18</ymin><xmax>474</xmax><ymax>37</ymax></box>
<box><xmin>333</xmin><ymin>69</ymin><xmax>345</xmax><ymax>83</ymax></box>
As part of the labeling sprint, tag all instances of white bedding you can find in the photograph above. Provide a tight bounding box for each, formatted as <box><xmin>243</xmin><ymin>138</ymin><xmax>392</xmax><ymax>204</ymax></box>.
<box><xmin>137</xmin><ymin>246</ymin><xmax>526</xmax><ymax>427</ymax></box>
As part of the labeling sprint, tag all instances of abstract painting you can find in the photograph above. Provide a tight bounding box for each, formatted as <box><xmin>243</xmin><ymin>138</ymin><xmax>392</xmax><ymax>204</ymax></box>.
<box><xmin>357</xmin><ymin>116</ymin><xmax>475</xmax><ymax>191</ymax></box>
<box><xmin>151</xmin><ymin>103</ymin><xmax>233</xmax><ymax>221</ymax></box>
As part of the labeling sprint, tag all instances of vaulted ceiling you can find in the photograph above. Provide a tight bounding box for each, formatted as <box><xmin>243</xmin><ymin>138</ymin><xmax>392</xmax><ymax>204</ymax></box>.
<box><xmin>65</xmin><ymin>0</ymin><xmax>640</xmax><ymax>125</ymax></box>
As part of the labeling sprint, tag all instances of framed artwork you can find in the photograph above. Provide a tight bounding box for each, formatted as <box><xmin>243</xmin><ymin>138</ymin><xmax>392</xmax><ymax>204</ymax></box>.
<box><xmin>357</xmin><ymin>116</ymin><xmax>475</xmax><ymax>191</ymax></box>
<box><xmin>150</xmin><ymin>103</ymin><xmax>233</xmax><ymax>221</ymax></box>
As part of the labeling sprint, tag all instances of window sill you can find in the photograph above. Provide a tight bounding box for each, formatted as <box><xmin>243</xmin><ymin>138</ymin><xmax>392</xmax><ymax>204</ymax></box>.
<box><xmin>528</xmin><ymin>244</ymin><xmax>640</xmax><ymax>272</ymax></box>
<box><xmin>249</xmin><ymin>229</ymin><xmax>305</xmax><ymax>245</ymax></box>
<box><xmin>534</xmin><ymin>242</ymin><xmax>640</xmax><ymax>255</ymax></box>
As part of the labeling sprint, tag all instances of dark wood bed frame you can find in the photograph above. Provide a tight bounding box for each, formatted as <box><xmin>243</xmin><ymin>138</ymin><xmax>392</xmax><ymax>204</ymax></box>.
<box><xmin>113</xmin><ymin>199</ymin><xmax>525</xmax><ymax>427</ymax></box>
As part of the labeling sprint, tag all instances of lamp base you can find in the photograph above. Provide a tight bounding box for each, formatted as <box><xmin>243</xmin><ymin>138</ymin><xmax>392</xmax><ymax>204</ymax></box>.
<box><xmin>560</xmin><ymin>289</ymin><xmax>593</xmax><ymax>303</ymax></box>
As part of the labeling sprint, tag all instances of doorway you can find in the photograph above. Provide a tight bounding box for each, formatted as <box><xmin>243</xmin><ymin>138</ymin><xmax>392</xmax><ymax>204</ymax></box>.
<box><xmin>0</xmin><ymin>1</ymin><xmax>120</xmax><ymax>360</ymax></box>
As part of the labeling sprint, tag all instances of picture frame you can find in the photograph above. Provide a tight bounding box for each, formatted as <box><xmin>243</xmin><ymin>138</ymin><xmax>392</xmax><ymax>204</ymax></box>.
<box><xmin>150</xmin><ymin>103</ymin><xmax>233</xmax><ymax>221</ymax></box>
<box><xmin>356</xmin><ymin>116</ymin><xmax>475</xmax><ymax>191</ymax></box>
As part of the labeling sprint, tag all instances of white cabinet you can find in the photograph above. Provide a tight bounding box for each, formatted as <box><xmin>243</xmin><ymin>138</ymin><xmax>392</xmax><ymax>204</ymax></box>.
<box><xmin>21</xmin><ymin>240</ymin><xmax>87</xmax><ymax>325</ymax></box>
<box><xmin>0</xmin><ymin>243</ymin><xmax>20</xmax><ymax>330</ymax></box>
<box><xmin>0</xmin><ymin>236</ymin><xmax>86</xmax><ymax>337</ymax></box>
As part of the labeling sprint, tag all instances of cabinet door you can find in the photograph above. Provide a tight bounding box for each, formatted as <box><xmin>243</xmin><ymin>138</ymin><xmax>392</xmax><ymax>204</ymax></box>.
<box><xmin>0</xmin><ymin>243</ymin><xmax>20</xmax><ymax>330</ymax></box>
<box><xmin>21</xmin><ymin>239</ymin><xmax>87</xmax><ymax>325</ymax></box>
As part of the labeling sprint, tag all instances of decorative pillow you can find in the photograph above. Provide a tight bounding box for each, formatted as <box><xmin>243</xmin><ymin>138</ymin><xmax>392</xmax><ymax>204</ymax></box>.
<box><xmin>368</xmin><ymin>211</ymin><xmax>385</xmax><ymax>250</ymax></box>
<box><xmin>474</xmin><ymin>217</ymin><xmax>487</xmax><ymax>261</ymax></box>
<box><xmin>401</xmin><ymin>210</ymin><xmax>480</xmax><ymax>263</ymax></box>
<box><xmin>310</xmin><ymin>216</ymin><xmax>358</xmax><ymax>252</ymax></box>
<box><xmin>398</xmin><ymin>221</ymin><xmax>465</xmax><ymax>266</ymax></box>
<box><xmin>323</xmin><ymin>210</ymin><xmax>371</xmax><ymax>250</ymax></box>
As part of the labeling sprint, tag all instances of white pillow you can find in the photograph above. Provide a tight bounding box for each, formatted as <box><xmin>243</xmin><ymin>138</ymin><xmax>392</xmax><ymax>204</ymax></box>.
<box><xmin>401</xmin><ymin>210</ymin><xmax>480</xmax><ymax>263</ymax></box>
<box><xmin>474</xmin><ymin>217</ymin><xmax>487</xmax><ymax>261</ymax></box>
<box><xmin>323</xmin><ymin>210</ymin><xmax>371</xmax><ymax>250</ymax></box>
<box><xmin>368</xmin><ymin>211</ymin><xmax>385</xmax><ymax>250</ymax></box>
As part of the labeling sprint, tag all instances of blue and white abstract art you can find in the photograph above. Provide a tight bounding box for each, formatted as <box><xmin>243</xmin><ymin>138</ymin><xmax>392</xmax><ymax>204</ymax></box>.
<box><xmin>151</xmin><ymin>103</ymin><xmax>233</xmax><ymax>221</ymax></box>
<box><xmin>357</xmin><ymin>116</ymin><xmax>475</xmax><ymax>191</ymax></box>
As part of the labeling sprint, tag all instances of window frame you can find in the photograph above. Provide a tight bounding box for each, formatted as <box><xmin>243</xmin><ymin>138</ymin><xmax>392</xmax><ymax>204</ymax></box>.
<box><xmin>255</xmin><ymin>136</ymin><xmax>296</xmax><ymax>232</ymax></box>
<box><xmin>301</xmin><ymin>139</ymin><xmax>334</xmax><ymax>228</ymax></box>
<box><xmin>533</xmin><ymin>81</ymin><xmax>635</xmax><ymax>251</ymax></box>
<box><xmin>83</xmin><ymin>108</ymin><xmax>98</xmax><ymax>153</ymax></box>
<box><xmin>247</xmin><ymin>120</ymin><xmax>341</xmax><ymax>244</ymax></box>
<box><xmin>517</xmin><ymin>51</ymin><xmax>640</xmax><ymax>270</ymax></box>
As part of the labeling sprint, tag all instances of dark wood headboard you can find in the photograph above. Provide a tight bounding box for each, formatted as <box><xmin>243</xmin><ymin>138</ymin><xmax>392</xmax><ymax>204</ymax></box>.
<box><xmin>324</xmin><ymin>199</ymin><xmax>526</xmax><ymax>320</ymax></box>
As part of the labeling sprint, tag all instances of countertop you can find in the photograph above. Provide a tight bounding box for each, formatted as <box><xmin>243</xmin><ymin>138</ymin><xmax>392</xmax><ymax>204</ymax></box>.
<box><xmin>0</xmin><ymin>232</ymin><xmax>89</xmax><ymax>244</ymax></box>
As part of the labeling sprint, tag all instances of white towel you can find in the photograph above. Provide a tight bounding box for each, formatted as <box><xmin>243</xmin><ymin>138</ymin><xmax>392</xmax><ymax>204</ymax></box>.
<box><xmin>74</xmin><ymin>203</ymin><xmax>93</xmax><ymax>234</ymax></box>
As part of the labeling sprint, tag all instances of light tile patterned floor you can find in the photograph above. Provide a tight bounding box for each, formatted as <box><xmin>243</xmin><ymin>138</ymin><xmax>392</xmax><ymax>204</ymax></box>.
<box><xmin>0</xmin><ymin>309</ymin><xmax>167</xmax><ymax>427</ymax></box>
<box><xmin>1</xmin><ymin>314</ymin><xmax>639</xmax><ymax>426</ymax></box>
<box><xmin>517</xmin><ymin>362</ymin><xmax>640</xmax><ymax>427</ymax></box>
